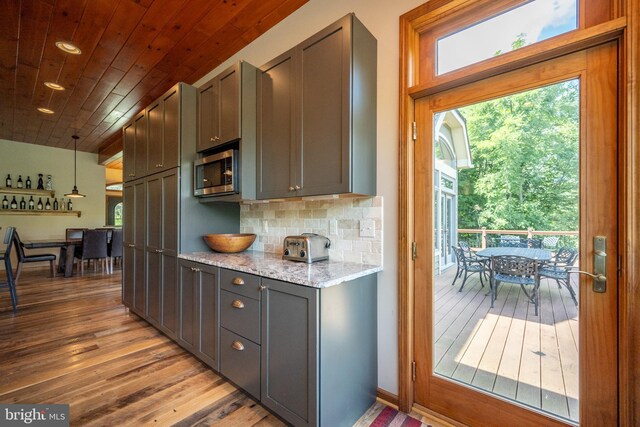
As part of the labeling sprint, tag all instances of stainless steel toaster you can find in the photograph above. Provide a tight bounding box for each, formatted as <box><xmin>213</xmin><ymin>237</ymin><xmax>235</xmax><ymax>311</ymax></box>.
<box><xmin>282</xmin><ymin>233</ymin><xmax>331</xmax><ymax>263</ymax></box>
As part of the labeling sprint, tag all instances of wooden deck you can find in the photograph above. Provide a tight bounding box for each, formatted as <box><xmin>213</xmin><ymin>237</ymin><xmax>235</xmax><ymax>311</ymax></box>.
<box><xmin>434</xmin><ymin>264</ymin><xmax>579</xmax><ymax>423</ymax></box>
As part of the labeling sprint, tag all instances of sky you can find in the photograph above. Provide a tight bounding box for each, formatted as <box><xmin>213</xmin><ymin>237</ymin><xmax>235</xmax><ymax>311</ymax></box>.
<box><xmin>437</xmin><ymin>0</ymin><xmax>577</xmax><ymax>75</ymax></box>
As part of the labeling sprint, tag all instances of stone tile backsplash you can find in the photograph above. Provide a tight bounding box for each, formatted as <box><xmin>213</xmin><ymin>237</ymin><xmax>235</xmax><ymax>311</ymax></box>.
<box><xmin>240</xmin><ymin>196</ymin><xmax>383</xmax><ymax>266</ymax></box>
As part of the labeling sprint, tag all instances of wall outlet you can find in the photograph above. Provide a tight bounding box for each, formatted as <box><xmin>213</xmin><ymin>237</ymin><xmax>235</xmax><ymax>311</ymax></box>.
<box><xmin>359</xmin><ymin>219</ymin><xmax>375</xmax><ymax>237</ymax></box>
<box><xmin>329</xmin><ymin>219</ymin><xmax>338</xmax><ymax>235</ymax></box>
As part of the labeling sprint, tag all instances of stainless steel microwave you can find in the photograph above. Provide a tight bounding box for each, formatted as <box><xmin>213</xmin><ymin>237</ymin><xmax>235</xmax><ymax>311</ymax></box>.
<box><xmin>193</xmin><ymin>149</ymin><xmax>238</xmax><ymax>197</ymax></box>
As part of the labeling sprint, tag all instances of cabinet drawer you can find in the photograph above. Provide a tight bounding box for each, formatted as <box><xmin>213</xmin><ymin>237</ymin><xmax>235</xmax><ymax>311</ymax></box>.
<box><xmin>220</xmin><ymin>269</ymin><xmax>262</xmax><ymax>300</ymax></box>
<box><xmin>220</xmin><ymin>290</ymin><xmax>260</xmax><ymax>344</ymax></box>
<box><xmin>220</xmin><ymin>327</ymin><xmax>261</xmax><ymax>399</ymax></box>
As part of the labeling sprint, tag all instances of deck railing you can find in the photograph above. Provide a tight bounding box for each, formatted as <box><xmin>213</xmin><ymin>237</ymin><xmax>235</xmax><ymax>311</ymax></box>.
<box><xmin>458</xmin><ymin>227</ymin><xmax>579</xmax><ymax>249</ymax></box>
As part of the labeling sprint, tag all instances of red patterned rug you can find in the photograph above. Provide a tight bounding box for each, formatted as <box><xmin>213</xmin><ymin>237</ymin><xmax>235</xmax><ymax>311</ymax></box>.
<box><xmin>370</xmin><ymin>406</ymin><xmax>430</xmax><ymax>427</ymax></box>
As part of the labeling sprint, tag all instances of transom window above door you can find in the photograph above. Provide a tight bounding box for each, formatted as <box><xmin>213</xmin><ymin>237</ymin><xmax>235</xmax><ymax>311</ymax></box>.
<box><xmin>436</xmin><ymin>0</ymin><xmax>578</xmax><ymax>75</ymax></box>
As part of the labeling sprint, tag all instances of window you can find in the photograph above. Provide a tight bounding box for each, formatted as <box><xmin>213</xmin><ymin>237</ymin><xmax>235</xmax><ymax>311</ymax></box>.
<box><xmin>436</xmin><ymin>0</ymin><xmax>578</xmax><ymax>75</ymax></box>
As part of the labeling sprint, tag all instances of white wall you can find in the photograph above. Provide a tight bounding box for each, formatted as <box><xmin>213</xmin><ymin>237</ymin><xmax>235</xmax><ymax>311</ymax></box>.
<box><xmin>195</xmin><ymin>0</ymin><xmax>425</xmax><ymax>394</ymax></box>
<box><xmin>0</xmin><ymin>138</ymin><xmax>107</xmax><ymax>258</ymax></box>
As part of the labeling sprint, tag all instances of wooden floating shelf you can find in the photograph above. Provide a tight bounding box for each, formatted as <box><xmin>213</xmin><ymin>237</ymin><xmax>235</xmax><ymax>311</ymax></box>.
<box><xmin>0</xmin><ymin>187</ymin><xmax>55</xmax><ymax>198</ymax></box>
<box><xmin>0</xmin><ymin>209</ymin><xmax>81</xmax><ymax>217</ymax></box>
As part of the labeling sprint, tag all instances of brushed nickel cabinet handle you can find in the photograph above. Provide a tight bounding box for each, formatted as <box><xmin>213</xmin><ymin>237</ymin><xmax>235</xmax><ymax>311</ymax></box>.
<box><xmin>294</xmin><ymin>185</ymin><xmax>301</xmax><ymax>190</ymax></box>
<box><xmin>232</xmin><ymin>277</ymin><xmax>245</xmax><ymax>286</ymax></box>
<box><xmin>231</xmin><ymin>340</ymin><xmax>244</xmax><ymax>351</ymax></box>
<box><xmin>232</xmin><ymin>299</ymin><xmax>245</xmax><ymax>309</ymax></box>
<box><xmin>156</xmin><ymin>249</ymin><xmax>164</xmax><ymax>253</ymax></box>
<box><xmin>289</xmin><ymin>186</ymin><xmax>295</xmax><ymax>191</ymax></box>
<box><xmin>127</xmin><ymin>244</ymin><xmax>135</xmax><ymax>248</ymax></box>
<box><xmin>259</xmin><ymin>285</ymin><xmax>266</xmax><ymax>291</ymax></box>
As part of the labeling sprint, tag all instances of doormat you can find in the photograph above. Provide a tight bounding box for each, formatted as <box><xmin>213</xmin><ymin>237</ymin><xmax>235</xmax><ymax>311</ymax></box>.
<box><xmin>370</xmin><ymin>406</ymin><xmax>431</xmax><ymax>427</ymax></box>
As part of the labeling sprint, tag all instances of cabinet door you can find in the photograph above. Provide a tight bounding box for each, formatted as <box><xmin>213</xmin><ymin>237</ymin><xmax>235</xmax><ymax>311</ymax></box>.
<box><xmin>198</xmin><ymin>264</ymin><xmax>218</xmax><ymax>369</ymax></box>
<box><xmin>133</xmin><ymin>180</ymin><xmax>146</xmax><ymax>314</ymax></box>
<box><xmin>162</xmin><ymin>88</ymin><xmax>180</xmax><ymax>169</ymax></box>
<box><xmin>146</xmin><ymin>175</ymin><xmax>162</xmax><ymax>323</ymax></box>
<box><xmin>123</xmin><ymin>244</ymin><xmax>135</xmax><ymax>307</ymax></box>
<box><xmin>161</xmin><ymin>170</ymin><xmax>179</xmax><ymax>253</ymax></box>
<box><xmin>122</xmin><ymin>183</ymin><xmax>135</xmax><ymax>306</ymax></box>
<box><xmin>123</xmin><ymin>123</ymin><xmax>136</xmax><ymax>181</ymax></box>
<box><xmin>219</xmin><ymin>63</ymin><xmax>240</xmax><ymax>143</ymax></box>
<box><xmin>178</xmin><ymin>260</ymin><xmax>199</xmax><ymax>353</ymax></box>
<box><xmin>261</xmin><ymin>278</ymin><xmax>318</xmax><ymax>427</ymax></box>
<box><xmin>147</xmin><ymin>100</ymin><xmax>163</xmax><ymax>176</ymax></box>
<box><xmin>134</xmin><ymin>112</ymin><xmax>147</xmax><ymax>180</ymax></box>
<box><xmin>161</xmin><ymin>254</ymin><xmax>178</xmax><ymax>337</ymax></box>
<box><xmin>197</xmin><ymin>78</ymin><xmax>219</xmax><ymax>152</ymax></box>
<box><xmin>298</xmin><ymin>17</ymin><xmax>351</xmax><ymax>196</ymax></box>
<box><xmin>257</xmin><ymin>50</ymin><xmax>298</xmax><ymax>199</ymax></box>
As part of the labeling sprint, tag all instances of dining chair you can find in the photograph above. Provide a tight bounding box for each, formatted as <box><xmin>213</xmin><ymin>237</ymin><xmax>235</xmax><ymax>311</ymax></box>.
<box><xmin>65</xmin><ymin>228</ymin><xmax>87</xmax><ymax>239</ymax></box>
<box><xmin>13</xmin><ymin>228</ymin><xmax>57</xmax><ymax>280</ymax></box>
<box><xmin>1</xmin><ymin>227</ymin><xmax>19</xmax><ymax>313</ymax></box>
<box><xmin>74</xmin><ymin>229</ymin><xmax>109</xmax><ymax>275</ymax></box>
<box><xmin>108</xmin><ymin>229</ymin><xmax>123</xmax><ymax>274</ymax></box>
<box><xmin>451</xmin><ymin>246</ymin><xmax>490</xmax><ymax>292</ymax></box>
<box><xmin>539</xmin><ymin>247</ymin><xmax>579</xmax><ymax>305</ymax></box>
<box><xmin>490</xmin><ymin>255</ymin><xmax>541</xmax><ymax>315</ymax></box>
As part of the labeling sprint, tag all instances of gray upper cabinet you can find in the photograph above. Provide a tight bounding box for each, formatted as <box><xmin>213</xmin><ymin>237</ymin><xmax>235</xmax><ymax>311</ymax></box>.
<box><xmin>123</xmin><ymin>111</ymin><xmax>147</xmax><ymax>182</ymax></box>
<box><xmin>123</xmin><ymin>83</ymin><xmax>189</xmax><ymax>181</ymax></box>
<box><xmin>146</xmin><ymin>86</ymin><xmax>181</xmax><ymax>175</ymax></box>
<box><xmin>197</xmin><ymin>61</ymin><xmax>256</xmax><ymax>153</ymax></box>
<box><xmin>257</xmin><ymin>14</ymin><xmax>377</xmax><ymax>200</ymax></box>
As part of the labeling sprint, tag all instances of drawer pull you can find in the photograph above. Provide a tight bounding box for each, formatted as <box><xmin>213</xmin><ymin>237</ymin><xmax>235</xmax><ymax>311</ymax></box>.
<box><xmin>232</xmin><ymin>299</ymin><xmax>245</xmax><ymax>309</ymax></box>
<box><xmin>231</xmin><ymin>340</ymin><xmax>245</xmax><ymax>351</ymax></box>
<box><xmin>232</xmin><ymin>277</ymin><xmax>245</xmax><ymax>286</ymax></box>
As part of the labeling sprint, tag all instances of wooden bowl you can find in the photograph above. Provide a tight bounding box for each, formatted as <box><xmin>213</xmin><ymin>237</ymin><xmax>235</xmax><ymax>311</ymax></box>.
<box><xmin>202</xmin><ymin>233</ymin><xmax>256</xmax><ymax>253</ymax></box>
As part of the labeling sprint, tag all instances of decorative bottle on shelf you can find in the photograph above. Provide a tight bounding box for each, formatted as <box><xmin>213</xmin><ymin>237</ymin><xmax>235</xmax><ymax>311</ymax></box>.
<box><xmin>46</xmin><ymin>175</ymin><xmax>52</xmax><ymax>191</ymax></box>
<box><xmin>60</xmin><ymin>198</ymin><xmax>66</xmax><ymax>211</ymax></box>
<box><xmin>6</xmin><ymin>174</ymin><xmax>12</xmax><ymax>188</ymax></box>
<box><xmin>53</xmin><ymin>198</ymin><xmax>59</xmax><ymax>210</ymax></box>
<box><xmin>25</xmin><ymin>176</ymin><xmax>32</xmax><ymax>189</ymax></box>
<box><xmin>10</xmin><ymin>196</ymin><xmax>17</xmax><ymax>210</ymax></box>
<box><xmin>28</xmin><ymin>196</ymin><xmax>34</xmax><ymax>210</ymax></box>
<box><xmin>17</xmin><ymin>175</ymin><xmax>23</xmax><ymax>189</ymax></box>
<box><xmin>67</xmin><ymin>199</ymin><xmax>73</xmax><ymax>211</ymax></box>
<box><xmin>2</xmin><ymin>196</ymin><xmax>8</xmax><ymax>209</ymax></box>
<box><xmin>19</xmin><ymin>197</ymin><xmax>26</xmax><ymax>210</ymax></box>
<box><xmin>45</xmin><ymin>198</ymin><xmax>51</xmax><ymax>210</ymax></box>
<box><xmin>37</xmin><ymin>197</ymin><xmax>43</xmax><ymax>210</ymax></box>
<box><xmin>37</xmin><ymin>174</ymin><xmax>44</xmax><ymax>190</ymax></box>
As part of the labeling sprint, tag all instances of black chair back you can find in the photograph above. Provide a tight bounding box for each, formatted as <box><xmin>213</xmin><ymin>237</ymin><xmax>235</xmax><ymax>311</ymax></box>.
<box><xmin>12</xmin><ymin>228</ymin><xmax>26</xmax><ymax>262</ymax></box>
<box><xmin>2</xmin><ymin>227</ymin><xmax>18</xmax><ymax>312</ymax></box>
<box><xmin>80</xmin><ymin>229</ymin><xmax>109</xmax><ymax>259</ymax></box>
<box><xmin>110</xmin><ymin>229</ymin><xmax>123</xmax><ymax>258</ymax></box>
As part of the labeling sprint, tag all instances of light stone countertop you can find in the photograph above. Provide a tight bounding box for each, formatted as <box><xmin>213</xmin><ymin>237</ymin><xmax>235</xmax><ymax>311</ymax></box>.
<box><xmin>178</xmin><ymin>251</ymin><xmax>382</xmax><ymax>288</ymax></box>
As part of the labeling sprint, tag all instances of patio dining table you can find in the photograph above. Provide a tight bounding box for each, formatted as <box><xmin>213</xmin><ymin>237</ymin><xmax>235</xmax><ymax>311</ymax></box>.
<box><xmin>476</xmin><ymin>247</ymin><xmax>552</xmax><ymax>261</ymax></box>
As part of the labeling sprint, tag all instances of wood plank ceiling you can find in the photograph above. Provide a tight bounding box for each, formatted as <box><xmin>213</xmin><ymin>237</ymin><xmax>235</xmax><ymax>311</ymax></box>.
<box><xmin>0</xmin><ymin>0</ymin><xmax>308</xmax><ymax>153</ymax></box>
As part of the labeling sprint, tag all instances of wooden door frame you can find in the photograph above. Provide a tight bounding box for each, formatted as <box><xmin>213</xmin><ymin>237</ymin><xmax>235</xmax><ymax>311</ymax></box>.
<box><xmin>397</xmin><ymin>0</ymin><xmax>640</xmax><ymax>424</ymax></box>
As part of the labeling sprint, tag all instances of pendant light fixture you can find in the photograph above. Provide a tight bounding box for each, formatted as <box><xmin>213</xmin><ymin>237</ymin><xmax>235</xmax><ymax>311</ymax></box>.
<box><xmin>64</xmin><ymin>135</ymin><xmax>86</xmax><ymax>198</ymax></box>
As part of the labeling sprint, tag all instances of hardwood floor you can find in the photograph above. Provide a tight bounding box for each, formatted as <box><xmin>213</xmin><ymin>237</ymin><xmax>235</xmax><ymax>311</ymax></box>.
<box><xmin>0</xmin><ymin>267</ymin><xmax>285</xmax><ymax>426</ymax></box>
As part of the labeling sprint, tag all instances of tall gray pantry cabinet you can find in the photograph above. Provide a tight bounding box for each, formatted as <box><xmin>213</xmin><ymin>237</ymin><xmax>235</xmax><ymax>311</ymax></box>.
<box><xmin>122</xmin><ymin>82</ymin><xmax>239</xmax><ymax>342</ymax></box>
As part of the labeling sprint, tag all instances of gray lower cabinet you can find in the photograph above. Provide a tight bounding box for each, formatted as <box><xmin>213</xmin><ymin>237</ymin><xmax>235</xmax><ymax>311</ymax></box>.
<box><xmin>178</xmin><ymin>259</ymin><xmax>219</xmax><ymax>370</ymax></box>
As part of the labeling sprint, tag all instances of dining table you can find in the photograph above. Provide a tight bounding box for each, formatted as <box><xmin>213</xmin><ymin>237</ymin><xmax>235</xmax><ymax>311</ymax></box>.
<box><xmin>476</xmin><ymin>246</ymin><xmax>552</xmax><ymax>261</ymax></box>
<box><xmin>22</xmin><ymin>238</ymin><xmax>82</xmax><ymax>278</ymax></box>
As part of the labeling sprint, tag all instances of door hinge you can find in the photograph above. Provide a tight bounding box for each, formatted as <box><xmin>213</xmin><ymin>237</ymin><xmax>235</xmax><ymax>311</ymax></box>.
<box><xmin>412</xmin><ymin>361</ymin><xmax>416</xmax><ymax>381</ymax></box>
<box><xmin>412</xmin><ymin>241</ymin><xmax>417</xmax><ymax>261</ymax></box>
<box><xmin>412</xmin><ymin>121</ymin><xmax>417</xmax><ymax>141</ymax></box>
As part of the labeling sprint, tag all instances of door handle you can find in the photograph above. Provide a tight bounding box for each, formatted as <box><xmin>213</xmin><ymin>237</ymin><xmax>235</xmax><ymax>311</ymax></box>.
<box><xmin>568</xmin><ymin>236</ymin><xmax>607</xmax><ymax>293</ymax></box>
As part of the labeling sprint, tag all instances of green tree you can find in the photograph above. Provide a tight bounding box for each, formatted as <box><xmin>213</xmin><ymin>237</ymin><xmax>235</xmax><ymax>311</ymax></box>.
<box><xmin>457</xmin><ymin>79</ymin><xmax>579</xmax><ymax>232</ymax></box>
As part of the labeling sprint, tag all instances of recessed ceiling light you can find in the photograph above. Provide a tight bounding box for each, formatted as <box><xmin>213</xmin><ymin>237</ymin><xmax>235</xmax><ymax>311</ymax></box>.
<box><xmin>55</xmin><ymin>41</ymin><xmax>81</xmax><ymax>55</ymax></box>
<box><xmin>37</xmin><ymin>107</ymin><xmax>55</xmax><ymax>114</ymax></box>
<box><xmin>44</xmin><ymin>82</ymin><xmax>65</xmax><ymax>91</ymax></box>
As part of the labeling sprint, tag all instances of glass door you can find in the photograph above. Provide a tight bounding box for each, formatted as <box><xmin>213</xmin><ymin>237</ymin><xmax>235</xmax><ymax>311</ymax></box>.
<box><xmin>413</xmin><ymin>43</ymin><xmax>618</xmax><ymax>426</ymax></box>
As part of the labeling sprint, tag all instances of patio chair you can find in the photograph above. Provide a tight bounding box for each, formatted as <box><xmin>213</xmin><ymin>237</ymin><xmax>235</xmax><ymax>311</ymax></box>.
<box><xmin>458</xmin><ymin>240</ymin><xmax>482</xmax><ymax>261</ymax></box>
<box><xmin>490</xmin><ymin>255</ymin><xmax>541</xmax><ymax>315</ymax></box>
<box><xmin>524</xmin><ymin>238</ymin><xmax>543</xmax><ymax>248</ymax></box>
<box><xmin>498</xmin><ymin>236</ymin><xmax>521</xmax><ymax>247</ymax></box>
<box><xmin>451</xmin><ymin>246</ymin><xmax>490</xmax><ymax>292</ymax></box>
<box><xmin>539</xmin><ymin>247</ymin><xmax>579</xmax><ymax>305</ymax></box>
<box><xmin>542</xmin><ymin>236</ymin><xmax>560</xmax><ymax>250</ymax></box>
